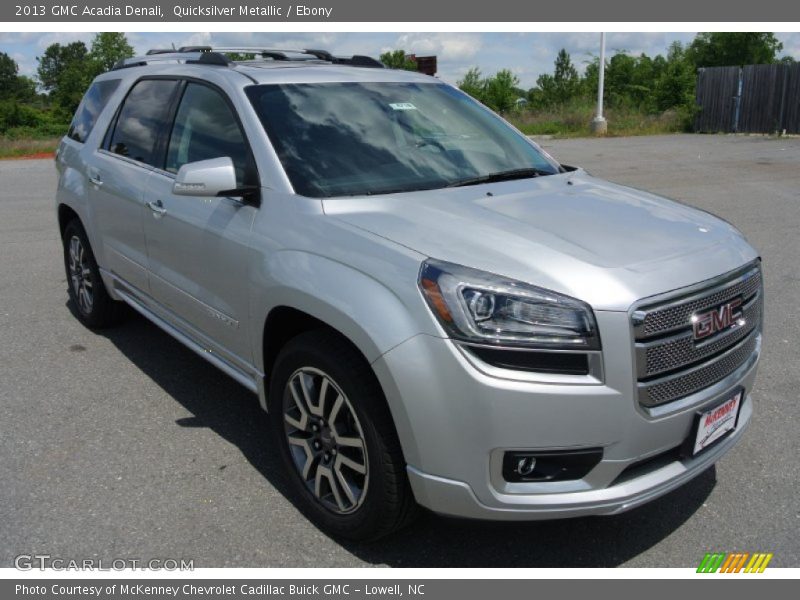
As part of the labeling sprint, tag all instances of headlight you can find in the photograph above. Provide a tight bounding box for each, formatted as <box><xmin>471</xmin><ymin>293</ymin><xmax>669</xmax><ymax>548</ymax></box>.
<box><xmin>418</xmin><ymin>259</ymin><xmax>600</xmax><ymax>350</ymax></box>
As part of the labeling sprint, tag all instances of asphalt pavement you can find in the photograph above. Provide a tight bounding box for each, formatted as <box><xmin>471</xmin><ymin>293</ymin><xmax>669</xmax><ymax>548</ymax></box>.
<box><xmin>1</xmin><ymin>133</ymin><xmax>798</xmax><ymax>568</ymax></box>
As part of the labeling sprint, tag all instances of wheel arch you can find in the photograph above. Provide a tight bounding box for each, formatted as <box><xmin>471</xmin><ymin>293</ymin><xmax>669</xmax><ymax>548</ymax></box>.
<box><xmin>253</xmin><ymin>252</ymin><xmax>432</xmax><ymax>466</ymax></box>
<box><xmin>57</xmin><ymin>203</ymin><xmax>82</xmax><ymax>238</ymax></box>
<box><xmin>254</xmin><ymin>251</ymin><xmax>429</xmax><ymax>383</ymax></box>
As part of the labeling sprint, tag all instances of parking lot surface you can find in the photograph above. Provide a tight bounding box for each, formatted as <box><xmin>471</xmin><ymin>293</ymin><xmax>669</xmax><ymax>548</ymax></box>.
<box><xmin>1</xmin><ymin>134</ymin><xmax>798</xmax><ymax>567</ymax></box>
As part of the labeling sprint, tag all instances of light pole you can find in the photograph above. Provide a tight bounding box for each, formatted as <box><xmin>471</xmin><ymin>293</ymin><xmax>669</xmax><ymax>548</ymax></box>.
<box><xmin>591</xmin><ymin>32</ymin><xmax>608</xmax><ymax>135</ymax></box>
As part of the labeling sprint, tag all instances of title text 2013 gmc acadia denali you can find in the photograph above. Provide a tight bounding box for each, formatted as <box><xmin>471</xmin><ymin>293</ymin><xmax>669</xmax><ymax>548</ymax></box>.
<box><xmin>55</xmin><ymin>47</ymin><xmax>762</xmax><ymax>540</ymax></box>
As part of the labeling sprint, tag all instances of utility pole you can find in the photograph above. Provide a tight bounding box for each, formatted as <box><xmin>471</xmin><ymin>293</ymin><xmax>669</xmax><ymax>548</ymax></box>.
<box><xmin>591</xmin><ymin>32</ymin><xmax>608</xmax><ymax>135</ymax></box>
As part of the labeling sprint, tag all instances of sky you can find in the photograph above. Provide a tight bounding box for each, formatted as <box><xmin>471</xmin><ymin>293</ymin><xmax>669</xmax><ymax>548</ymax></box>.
<box><xmin>2</xmin><ymin>31</ymin><xmax>799</xmax><ymax>89</ymax></box>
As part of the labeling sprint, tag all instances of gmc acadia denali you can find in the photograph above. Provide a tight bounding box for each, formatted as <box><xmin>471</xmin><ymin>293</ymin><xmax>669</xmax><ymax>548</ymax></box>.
<box><xmin>55</xmin><ymin>47</ymin><xmax>763</xmax><ymax>540</ymax></box>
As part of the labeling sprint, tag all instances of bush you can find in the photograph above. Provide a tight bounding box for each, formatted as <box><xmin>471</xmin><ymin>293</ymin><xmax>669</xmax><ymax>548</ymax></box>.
<box><xmin>0</xmin><ymin>100</ymin><xmax>70</xmax><ymax>138</ymax></box>
<box><xmin>507</xmin><ymin>100</ymin><xmax>687</xmax><ymax>138</ymax></box>
<box><xmin>0</xmin><ymin>101</ymin><xmax>44</xmax><ymax>130</ymax></box>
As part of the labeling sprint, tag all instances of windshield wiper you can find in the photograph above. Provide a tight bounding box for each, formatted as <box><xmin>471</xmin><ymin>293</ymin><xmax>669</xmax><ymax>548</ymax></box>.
<box><xmin>446</xmin><ymin>167</ymin><xmax>550</xmax><ymax>188</ymax></box>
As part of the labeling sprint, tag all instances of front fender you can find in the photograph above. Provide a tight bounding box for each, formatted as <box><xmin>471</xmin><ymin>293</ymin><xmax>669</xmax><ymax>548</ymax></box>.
<box><xmin>251</xmin><ymin>249</ymin><xmax>438</xmax><ymax>469</ymax></box>
<box><xmin>252</xmin><ymin>249</ymin><xmax>435</xmax><ymax>370</ymax></box>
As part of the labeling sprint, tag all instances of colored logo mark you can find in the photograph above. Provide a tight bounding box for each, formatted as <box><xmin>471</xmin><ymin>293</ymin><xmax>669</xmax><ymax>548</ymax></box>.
<box><xmin>697</xmin><ymin>552</ymin><xmax>773</xmax><ymax>573</ymax></box>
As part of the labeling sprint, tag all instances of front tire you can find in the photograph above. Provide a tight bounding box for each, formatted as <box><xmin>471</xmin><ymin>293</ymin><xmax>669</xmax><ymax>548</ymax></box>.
<box><xmin>269</xmin><ymin>329</ymin><xmax>418</xmax><ymax>540</ymax></box>
<box><xmin>62</xmin><ymin>219</ymin><xmax>124</xmax><ymax>329</ymax></box>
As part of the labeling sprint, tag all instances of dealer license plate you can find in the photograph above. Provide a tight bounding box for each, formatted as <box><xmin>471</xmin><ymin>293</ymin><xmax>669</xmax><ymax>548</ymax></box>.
<box><xmin>692</xmin><ymin>390</ymin><xmax>742</xmax><ymax>455</ymax></box>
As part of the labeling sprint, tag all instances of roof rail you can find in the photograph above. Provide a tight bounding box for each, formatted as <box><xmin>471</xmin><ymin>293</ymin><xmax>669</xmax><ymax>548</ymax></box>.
<box><xmin>186</xmin><ymin>52</ymin><xmax>231</xmax><ymax>66</ymax></box>
<box><xmin>112</xmin><ymin>50</ymin><xmax>230</xmax><ymax>71</ymax></box>
<box><xmin>212</xmin><ymin>47</ymin><xmax>326</xmax><ymax>61</ymax></box>
<box><xmin>117</xmin><ymin>46</ymin><xmax>385</xmax><ymax>71</ymax></box>
<box><xmin>210</xmin><ymin>46</ymin><xmax>385</xmax><ymax>68</ymax></box>
<box><xmin>340</xmin><ymin>55</ymin><xmax>384</xmax><ymax>68</ymax></box>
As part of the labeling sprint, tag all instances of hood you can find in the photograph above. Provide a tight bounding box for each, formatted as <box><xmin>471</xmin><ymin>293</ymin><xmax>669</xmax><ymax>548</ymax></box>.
<box><xmin>322</xmin><ymin>170</ymin><xmax>758</xmax><ymax>311</ymax></box>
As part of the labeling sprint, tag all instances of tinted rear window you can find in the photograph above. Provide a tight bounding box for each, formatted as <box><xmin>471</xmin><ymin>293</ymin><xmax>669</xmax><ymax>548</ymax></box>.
<box><xmin>67</xmin><ymin>79</ymin><xmax>120</xmax><ymax>143</ymax></box>
<box><xmin>107</xmin><ymin>79</ymin><xmax>179</xmax><ymax>166</ymax></box>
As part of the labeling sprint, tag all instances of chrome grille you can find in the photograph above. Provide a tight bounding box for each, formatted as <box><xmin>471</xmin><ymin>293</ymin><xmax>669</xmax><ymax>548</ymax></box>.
<box><xmin>639</xmin><ymin>333</ymin><xmax>758</xmax><ymax>407</ymax></box>
<box><xmin>636</xmin><ymin>268</ymin><xmax>761</xmax><ymax>338</ymax></box>
<box><xmin>641</xmin><ymin>297</ymin><xmax>760</xmax><ymax>378</ymax></box>
<box><xmin>632</xmin><ymin>263</ymin><xmax>762</xmax><ymax>408</ymax></box>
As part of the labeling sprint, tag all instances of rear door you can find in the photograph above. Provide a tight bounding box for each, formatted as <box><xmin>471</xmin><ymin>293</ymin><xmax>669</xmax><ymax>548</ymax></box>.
<box><xmin>142</xmin><ymin>80</ymin><xmax>259</xmax><ymax>363</ymax></box>
<box><xmin>87</xmin><ymin>78</ymin><xmax>180</xmax><ymax>294</ymax></box>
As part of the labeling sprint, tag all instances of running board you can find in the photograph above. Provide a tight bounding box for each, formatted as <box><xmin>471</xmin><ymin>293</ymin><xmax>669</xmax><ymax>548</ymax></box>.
<box><xmin>112</xmin><ymin>284</ymin><xmax>262</xmax><ymax>399</ymax></box>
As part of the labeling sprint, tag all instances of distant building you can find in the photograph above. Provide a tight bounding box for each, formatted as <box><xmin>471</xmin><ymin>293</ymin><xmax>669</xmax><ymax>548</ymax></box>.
<box><xmin>407</xmin><ymin>54</ymin><xmax>437</xmax><ymax>76</ymax></box>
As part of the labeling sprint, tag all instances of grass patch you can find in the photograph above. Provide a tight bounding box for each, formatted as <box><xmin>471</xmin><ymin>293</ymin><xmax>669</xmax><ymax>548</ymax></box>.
<box><xmin>0</xmin><ymin>136</ymin><xmax>60</xmax><ymax>159</ymax></box>
<box><xmin>507</xmin><ymin>103</ymin><xmax>689</xmax><ymax>138</ymax></box>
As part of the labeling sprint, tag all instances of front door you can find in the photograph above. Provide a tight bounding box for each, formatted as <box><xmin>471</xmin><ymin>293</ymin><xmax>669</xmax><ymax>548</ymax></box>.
<box><xmin>142</xmin><ymin>81</ymin><xmax>260</xmax><ymax>364</ymax></box>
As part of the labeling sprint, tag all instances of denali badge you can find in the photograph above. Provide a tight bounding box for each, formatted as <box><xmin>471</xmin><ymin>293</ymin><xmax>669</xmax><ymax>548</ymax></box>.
<box><xmin>692</xmin><ymin>297</ymin><xmax>744</xmax><ymax>341</ymax></box>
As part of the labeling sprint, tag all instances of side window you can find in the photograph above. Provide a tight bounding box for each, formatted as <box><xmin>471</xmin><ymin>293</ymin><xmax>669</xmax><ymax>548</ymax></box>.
<box><xmin>107</xmin><ymin>79</ymin><xmax>179</xmax><ymax>166</ymax></box>
<box><xmin>166</xmin><ymin>83</ymin><xmax>257</xmax><ymax>187</ymax></box>
<box><xmin>67</xmin><ymin>79</ymin><xmax>120</xmax><ymax>143</ymax></box>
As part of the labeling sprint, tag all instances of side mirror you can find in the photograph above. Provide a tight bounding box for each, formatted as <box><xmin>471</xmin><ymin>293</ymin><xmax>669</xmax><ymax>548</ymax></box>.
<box><xmin>172</xmin><ymin>157</ymin><xmax>237</xmax><ymax>197</ymax></box>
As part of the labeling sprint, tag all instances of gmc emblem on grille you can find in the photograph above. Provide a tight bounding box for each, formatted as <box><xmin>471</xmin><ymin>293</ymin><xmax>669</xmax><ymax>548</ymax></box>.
<box><xmin>691</xmin><ymin>297</ymin><xmax>744</xmax><ymax>341</ymax></box>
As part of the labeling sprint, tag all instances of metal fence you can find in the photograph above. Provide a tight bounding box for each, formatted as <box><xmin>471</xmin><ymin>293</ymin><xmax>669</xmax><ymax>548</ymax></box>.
<box><xmin>694</xmin><ymin>63</ymin><xmax>800</xmax><ymax>134</ymax></box>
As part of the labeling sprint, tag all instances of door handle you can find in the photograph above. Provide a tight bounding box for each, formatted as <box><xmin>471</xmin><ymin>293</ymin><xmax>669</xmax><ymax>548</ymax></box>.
<box><xmin>88</xmin><ymin>174</ymin><xmax>103</xmax><ymax>187</ymax></box>
<box><xmin>147</xmin><ymin>199</ymin><xmax>167</xmax><ymax>218</ymax></box>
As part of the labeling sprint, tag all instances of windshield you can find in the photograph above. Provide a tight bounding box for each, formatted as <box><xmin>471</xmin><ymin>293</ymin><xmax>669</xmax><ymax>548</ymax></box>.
<box><xmin>245</xmin><ymin>82</ymin><xmax>562</xmax><ymax>197</ymax></box>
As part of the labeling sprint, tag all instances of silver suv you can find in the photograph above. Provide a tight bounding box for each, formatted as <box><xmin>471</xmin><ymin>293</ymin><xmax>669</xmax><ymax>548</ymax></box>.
<box><xmin>56</xmin><ymin>47</ymin><xmax>762</xmax><ymax>540</ymax></box>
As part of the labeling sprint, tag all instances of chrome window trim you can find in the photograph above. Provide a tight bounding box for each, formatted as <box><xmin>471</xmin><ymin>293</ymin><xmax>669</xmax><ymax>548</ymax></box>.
<box><xmin>96</xmin><ymin>147</ymin><xmax>156</xmax><ymax>172</ymax></box>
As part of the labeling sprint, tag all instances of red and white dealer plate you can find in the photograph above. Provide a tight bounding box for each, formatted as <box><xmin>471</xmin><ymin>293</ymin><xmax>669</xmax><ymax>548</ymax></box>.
<box><xmin>692</xmin><ymin>390</ymin><xmax>743</xmax><ymax>455</ymax></box>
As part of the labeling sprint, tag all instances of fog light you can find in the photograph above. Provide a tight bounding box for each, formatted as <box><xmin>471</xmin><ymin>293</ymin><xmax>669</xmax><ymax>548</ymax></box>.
<box><xmin>502</xmin><ymin>448</ymin><xmax>603</xmax><ymax>482</ymax></box>
<box><xmin>515</xmin><ymin>456</ymin><xmax>537</xmax><ymax>476</ymax></box>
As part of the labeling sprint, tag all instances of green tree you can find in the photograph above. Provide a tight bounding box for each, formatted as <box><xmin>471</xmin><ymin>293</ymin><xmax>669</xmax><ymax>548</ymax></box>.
<box><xmin>13</xmin><ymin>75</ymin><xmax>38</xmax><ymax>103</ymax></box>
<box><xmin>0</xmin><ymin>52</ymin><xmax>39</xmax><ymax>103</ymax></box>
<box><xmin>604</xmin><ymin>52</ymin><xmax>654</xmax><ymax>108</ymax></box>
<box><xmin>379</xmin><ymin>50</ymin><xmax>418</xmax><ymax>71</ymax></box>
<box><xmin>0</xmin><ymin>52</ymin><xmax>19</xmax><ymax>99</ymax></box>
<box><xmin>457</xmin><ymin>67</ymin><xmax>522</xmax><ymax>111</ymax></box>
<box><xmin>579</xmin><ymin>56</ymin><xmax>599</xmax><ymax>100</ymax></box>
<box><xmin>37</xmin><ymin>41</ymin><xmax>98</xmax><ymax>113</ymax></box>
<box><xmin>55</xmin><ymin>62</ymin><xmax>95</xmax><ymax>114</ymax></box>
<box><xmin>653</xmin><ymin>42</ymin><xmax>696</xmax><ymax>113</ymax></box>
<box><xmin>90</xmin><ymin>32</ymin><xmax>134</xmax><ymax>73</ymax></box>
<box><xmin>688</xmin><ymin>32</ymin><xmax>784</xmax><ymax>67</ymax></box>
<box><xmin>457</xmin><ymin>67</ymin><xmax>485</xmax><ymax>100</ymax></box>
<box><xmin>37</xmin><ymin>41</ymin><xmax>89</xmax><ymax>92</ymax></box>
<box><xmin>532</xmin><ymin>73</ymin><xmax>556</xmax><ymax>106</ymax></box>
<box><xmin>552</xmin><ymin>48</ymin><xmax>580</xmax><ymax>102</ymax></box>
<box><xmin>576</xmin><ymin>44</ymin><xmax>694</xmax><ymax>115</ymax></box>
<box><xmin>533</xmin><ymin>49</ymin><xmax>581</xmax><ymax>107</ymax></box>
<box><xmin>483</xmin><ymin>69</ymin><xmax>521</xmax><ymax>112</ymax></box>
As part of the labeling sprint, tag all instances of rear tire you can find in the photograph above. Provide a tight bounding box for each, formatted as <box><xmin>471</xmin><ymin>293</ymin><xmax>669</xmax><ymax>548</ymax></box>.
<box><xmin>62</xmin><ymin>219</ymin><xmax>125</xmax><ymax>329</ymax></box>
<box><xmin>269</xmin><ymin>329</ymin><xmax>418</xmax><ymax>540</ymax></box>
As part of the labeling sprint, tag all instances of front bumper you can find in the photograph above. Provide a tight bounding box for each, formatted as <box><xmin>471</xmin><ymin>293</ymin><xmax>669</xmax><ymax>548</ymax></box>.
<box><xmin>371</xmin><ymin>309</ymin><xmax>760</xmax><ymax>520</ymax></box>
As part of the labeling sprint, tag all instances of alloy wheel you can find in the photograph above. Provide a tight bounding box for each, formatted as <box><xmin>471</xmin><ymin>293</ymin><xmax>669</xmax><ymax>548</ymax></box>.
<box><xmin>282</xmin><ymin>367</ymin><xmax>369</xmax><ymax>514</ymax></box>
<box><xmin>68</xmin><ymin>235</ymin><xmax>93</xmax><ymax>315</ymax></box>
